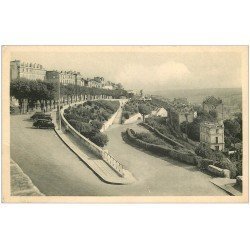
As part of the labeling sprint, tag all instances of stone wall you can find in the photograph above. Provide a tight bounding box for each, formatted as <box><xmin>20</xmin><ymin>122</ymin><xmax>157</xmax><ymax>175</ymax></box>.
<box><xmin>100</xmin><ymin>106</ymin><xmax>121</xmax><ymax>132</ymax></box>
<box><xmin>123</xmin><ymin>113</ymin><xmax>143</xmax><ymax>124</ymax></box>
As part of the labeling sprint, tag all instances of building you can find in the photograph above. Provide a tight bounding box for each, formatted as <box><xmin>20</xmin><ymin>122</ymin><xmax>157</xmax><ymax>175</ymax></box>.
<box><xmin>46</xmin><ymin>70</ymin><xmax>83</xmax><ymax>87</ymax></box>
<box><xmin>168</xmin><ymin>99</ymin><xmax>195</xmax><ymax>130</ymax></box>
<box><xmin>46</xmin><ymin>70</ymin><xmax>60</xmax><ymax>83</ymax></box>
<box><xmin>202</xmin><ymin>96</ymin><xmax>224</xmax><ymax>120</ymax></box>
<box><xmin>200</xmin><ymin>122</ymin><xmax>225</xmax><ymax>151</ymax></box>
<box><xmin>59</xmin><ymin>71</ymin><xmax>76</xmax><ymax>85</ymax></box>
<box><xmin>151</xmin><ymin>107</ymin><xmax>168</xmax><ymax>117</ymax></box>
<box><xmin>10</xmin><ymin>60</ymin><xmax>46</xmax><ymax>81</ymax></box>
<box><xmin>73</xmin><ymin>72</ymin><xmax>82</xmax><ymax>86</ymax></box>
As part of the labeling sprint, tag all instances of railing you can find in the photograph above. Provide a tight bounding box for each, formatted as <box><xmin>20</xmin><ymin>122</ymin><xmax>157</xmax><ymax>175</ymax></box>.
<box><xmin>102</xmin><ymin>150</ymin><xmax>124</xmax><ymax>177</ymax></box>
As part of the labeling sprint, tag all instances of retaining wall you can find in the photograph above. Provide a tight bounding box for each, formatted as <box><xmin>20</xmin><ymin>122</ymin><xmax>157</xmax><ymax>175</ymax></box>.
<box><xmin>100</xmin><ymin>106</ymin><xmax>120</xmax><ymax>132</ymax></box>
<box><xmin>123</xmin><ymin>113</ymin><xmax>143</xmax><ymax>124</ymax></box>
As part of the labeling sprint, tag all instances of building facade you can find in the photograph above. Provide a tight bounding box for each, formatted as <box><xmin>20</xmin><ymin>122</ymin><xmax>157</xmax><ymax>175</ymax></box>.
<box><xmin>59</xmin><ymin>71</ymin><xmax>76</xmax><ymax>85</ymax></box>
<box><xmin>200</xmin><ymin>122</ymin><xmax>225</xmax><ymax>151</ymax></box>
<box><xmin>10</xmin><ymin>60</ymin><xmax>46</xmax><ymax>81</ymax></box>
<box><xmin>46</xmin><ymin>70</ymin><xmax>83</xmax><ymax>86</ymax></box>
<box><xmin>46</xmin><ymin>70</ymin><xmax>60</xmax><ymax>83</ymax></box>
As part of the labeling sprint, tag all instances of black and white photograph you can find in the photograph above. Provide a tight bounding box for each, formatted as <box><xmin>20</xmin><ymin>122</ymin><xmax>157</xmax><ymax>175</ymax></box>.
<box><xmin>2</xmin><ymin>46</ymin><xmax>248</xmax><ymax>202</ymax></box>
<box><xmin>1</xmin><ymin>1</ymin><xmax>250</xmax><ymax>250</ymax></box>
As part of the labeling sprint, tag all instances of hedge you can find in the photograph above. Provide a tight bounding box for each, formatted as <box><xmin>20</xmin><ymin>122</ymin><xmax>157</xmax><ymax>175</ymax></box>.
<box><xmin>126</xmin><ymin>128</ymin><xmax>196</xmax><ymax>165</ymax></box>
<box><xmin>140</xmin><ymin>122</ymin><xmax>185</xmax><ymax>148</ymax></box>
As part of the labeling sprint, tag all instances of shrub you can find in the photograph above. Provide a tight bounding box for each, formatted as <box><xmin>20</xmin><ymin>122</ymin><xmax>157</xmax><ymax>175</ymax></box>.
<box><xmin>214</xmin><ymin>160</ymin><xmax>238</xmax><ymax>178</ymax></box>
<box><xmin>197</xmin><ymin>158</ymin><xmax>214</xmax><ymax>170</ymax></box>
<box><xmin>195</xmin><ymin>143</ymin><xmax>216</xmax><ymax>160</ymax></box>
<box><xmin>123</xmin><ymin>111</ymin><xmax>130</xmax><ymax>119</ymax></box>
<box><xmin>90</xmin><ymin>132</ymin><xmax>109</xmax><ymax>147</ymax></box>
<box><xmin>80</xmin><ymin>123</ymin><xmax>93</xmax><ymax>137</ymax></box>
<box><xmin>195</xmin><ymin>143</ymin><xmax>226</xmax><ymax>162</ymax></box>
<box><xmin>91</xmin><ymin>120</ymin><xmax>103</xmax><ymax>130</ymax></box>
<box><xmin>135</xmin><ymin>132</ymin><xmax>166</xmax><ymax>146</ymax></box>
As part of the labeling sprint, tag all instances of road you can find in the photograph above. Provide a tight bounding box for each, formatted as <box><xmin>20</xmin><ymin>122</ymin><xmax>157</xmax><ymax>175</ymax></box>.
<box><xmin>10</xmin><ymin>114</ymin><xmax>227</xmax><ymax>196</ymax></box>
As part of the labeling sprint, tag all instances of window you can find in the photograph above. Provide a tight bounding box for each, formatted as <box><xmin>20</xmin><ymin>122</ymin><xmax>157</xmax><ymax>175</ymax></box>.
<box><xmin>215</xmin><ymin>137</ymin><xmax>218</xmax><ymax>143</ymax></box>
<box><xmin>215</xmin><ymin>146</ymin><xmax>219</xmax><ymax>151</ymax></box>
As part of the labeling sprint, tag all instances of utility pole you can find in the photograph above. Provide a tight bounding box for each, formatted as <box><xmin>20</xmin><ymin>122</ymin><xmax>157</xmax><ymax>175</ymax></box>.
<box><xmin>58</xmin><ymin>80</ymin><xmax>61</xmax><ymax>130</ymax></box>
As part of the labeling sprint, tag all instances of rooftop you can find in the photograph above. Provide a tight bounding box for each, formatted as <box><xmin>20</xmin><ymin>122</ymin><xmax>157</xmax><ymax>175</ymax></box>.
<box><xmin>203</xmin><ymin>96</ymin><xmax>222</xmax><ymax>106</ymax></box>
<box><xmin>200</xmin><ymin>122</ymin><xmax>224</xmax><ymax>128</ymax></box>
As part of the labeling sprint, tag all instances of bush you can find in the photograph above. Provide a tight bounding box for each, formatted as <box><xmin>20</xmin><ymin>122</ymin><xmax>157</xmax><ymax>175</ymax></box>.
<box><xmin>197</xmin><ymin>158</ymin><xmax>214</xmax><ymax>170</ymax></box>
<box><xmin>135</xmin><ymin>132</ymin><xmax>166</xmax><ymax>146</ymax></box>
<box><xmin>214</xmin><ymin>160</ymin><xmax>238</xmax><ymax>178</ymax></box>
<box><xmin>195</xmin><ymin>143</ymin><xmax>226</xmax><ymax>162</ymax></box>
<box><xmin>123</xmin><ymin>111</ymin><xmax>130</xmax><ymax>119</ymax></box>
<box><xmin>91</xmin><ymin>120</ymin><xmax>103</xmax><ymax>130</ymax></box>
<box><xmin>80</xmin><ymin>123</ymin><xmax>93</xmax><ymax>137</ymax></box>
<box><xmin>90</xmin><ymin>132</ymin><xmax>109</xmax><ymax>147</ymax></box>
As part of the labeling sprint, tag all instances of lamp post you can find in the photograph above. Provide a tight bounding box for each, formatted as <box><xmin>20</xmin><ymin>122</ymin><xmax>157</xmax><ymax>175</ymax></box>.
<box><xmin>58</xmin><ymin>80</ymin><xmax>62</xmax><ymax>130</ymax></box>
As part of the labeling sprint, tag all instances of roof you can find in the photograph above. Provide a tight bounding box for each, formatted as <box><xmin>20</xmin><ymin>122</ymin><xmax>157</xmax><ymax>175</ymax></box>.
<box><xmin>200</xmin><ymin>122</ymin><xmax>224</xmax><ymax>129</ymax></box>
<box><xmin>203</xmin><ymin>96</ymin><xmax>222</xmax><ymax>106</ymax></box>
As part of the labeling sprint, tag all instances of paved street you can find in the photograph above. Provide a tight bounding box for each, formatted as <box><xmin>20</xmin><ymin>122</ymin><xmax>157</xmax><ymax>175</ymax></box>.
<box><xmin>104</xmin><ymin>122</ymin><xmax>228</xmax><ymax>196</ymax></box>
<box><xmin>10</xmin><ymin>114</ymin><xmax>227</xmax><ymax>196</ymax></box>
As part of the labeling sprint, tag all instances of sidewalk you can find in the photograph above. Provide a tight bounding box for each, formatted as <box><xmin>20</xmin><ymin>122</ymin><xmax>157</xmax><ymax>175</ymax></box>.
<box><xmin>10</xmin><ymin>159</ymin><xmax>44</xmax><ymax>196</ymax></box>
<box><xmin>51</xmin><ymin>110</ymin><xmax>135</xmax><ymax>185</ymax></box>
<box><xmin>210</xmin><ymin>178</ymin><xmax>242</xmax><ymax>196</ymax></box>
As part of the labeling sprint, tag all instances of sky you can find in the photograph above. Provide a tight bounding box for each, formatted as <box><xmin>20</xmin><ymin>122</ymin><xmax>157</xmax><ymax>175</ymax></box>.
<box><xmin>10</xmin><ymin>47</ymin><xmax>243</xmax><ymax>91</ymax></box>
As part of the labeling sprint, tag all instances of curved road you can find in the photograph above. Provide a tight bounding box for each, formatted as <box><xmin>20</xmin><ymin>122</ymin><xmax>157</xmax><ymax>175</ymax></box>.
<box><xmin>10</xmin><ymin>114</ymin><xmax>227</xmax><ymax>196</ymax></box>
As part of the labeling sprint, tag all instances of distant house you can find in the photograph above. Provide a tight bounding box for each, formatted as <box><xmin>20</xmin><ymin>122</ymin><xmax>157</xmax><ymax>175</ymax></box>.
<box><xmin>200</xmin><ymin>122</ymin><xmax>225</xmax><ymax>151</ymax></box>
<box><xmin>202</xmin><ymin>96</ymin><xmax>224</xmax><ymax>120</ymax></box>
<box><xmin>151</xmin><ymin>107</ymin><xmax>168</xmax><ymax>117</ymax></box>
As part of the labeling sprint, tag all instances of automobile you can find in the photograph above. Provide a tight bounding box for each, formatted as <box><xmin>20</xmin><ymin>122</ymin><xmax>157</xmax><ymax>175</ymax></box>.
<box><xmin>31</xmin><ymin>112</ymin><xmax>52</xmax><ymax>121</ymax></box>
<box><xmin>30</xmin><ymin>112</ymin><xmax>44</xmax><ymax>120</ymax></box>
<box><xmin>33</xmin><ymin>119</ymin><xmax>55</xmax><ymax>129</ymax></box>
<box><xmin>35</xmin><ymin>114</ymin><xmax>52</xmax><ymax>122</ymax></box>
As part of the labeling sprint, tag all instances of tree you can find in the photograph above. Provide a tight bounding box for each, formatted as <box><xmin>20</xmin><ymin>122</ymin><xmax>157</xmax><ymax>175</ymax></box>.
<box><xmin>224</xmin><ymin>119</ymin><xmax>241</xmax><ymax>147</ymax></box>
<box><xmin>138</xmin><ymin>104</ymin><xmax>151</xmax><ymax>122</ymax></box>
<box><xmin>180</xmin><ymin>120</ymin><xmax>200</xmax><ymax>141</ymax></box>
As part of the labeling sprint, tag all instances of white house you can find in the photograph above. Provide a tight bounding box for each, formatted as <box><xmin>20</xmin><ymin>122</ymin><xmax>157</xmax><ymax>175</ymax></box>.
<box><xmin>151</xmin><ymin>107</ymin><xmax>168</xmax><ymax>117</ymax></box>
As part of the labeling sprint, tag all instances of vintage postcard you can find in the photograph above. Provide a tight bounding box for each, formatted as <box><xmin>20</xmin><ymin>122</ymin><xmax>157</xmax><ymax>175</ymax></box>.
<box><xmin>1</xmin><ymin>46</ymin><xmax>248</xmax><ymax>203</ymax></box>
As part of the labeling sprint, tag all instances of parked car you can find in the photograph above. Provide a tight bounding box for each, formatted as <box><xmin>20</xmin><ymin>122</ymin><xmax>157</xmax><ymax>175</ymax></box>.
<box><xmin>31</xmin><ymin>112</ymin><xmax>52</xmax><ymax>121</ymax></box>
<box><xmin>33</xmin><ymin>119</ymin><xmax>55</xmax><ymax>129</ymax></box>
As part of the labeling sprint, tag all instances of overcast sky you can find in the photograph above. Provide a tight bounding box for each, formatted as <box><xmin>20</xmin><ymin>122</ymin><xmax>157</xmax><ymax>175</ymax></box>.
<box><xmin>10</xmin><ymin>48</ymin><xmax>243</xmax><ymax>91</ymax></box>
